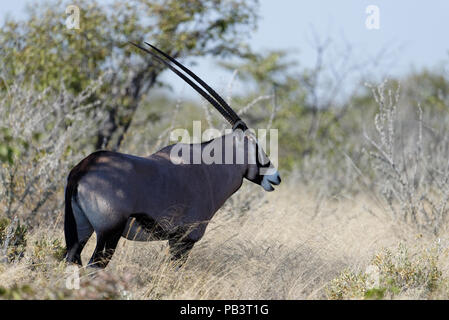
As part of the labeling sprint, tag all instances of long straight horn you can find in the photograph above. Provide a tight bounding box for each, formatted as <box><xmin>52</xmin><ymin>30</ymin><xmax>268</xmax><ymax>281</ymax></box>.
<box><xmin>129</xmin><ymin>42</ymin><xmax>236</xmax><ymax>125</ymax></box>
<box><xmin>144</xmin><ymin>42</ymin><xmax>245</xmax><ymax>130</ymax></box>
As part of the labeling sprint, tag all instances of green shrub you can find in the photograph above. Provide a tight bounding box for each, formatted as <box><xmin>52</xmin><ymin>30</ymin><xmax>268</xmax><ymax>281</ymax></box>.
<box><xmin>0</xmin><ymin>217</ymin><xmax>27</xmax><ymax>263</ymax></box>
<box><xmin>31</xmin><ymin>237</ymin><xmax>66</xmax><ymax>268</ymax></box>
<box><xmin>327</xmin><ymin>244</ymin><xmax>446</xmax><ymax>300</ymax></box>
<box><xmin>0</xmin><ymin>284</ymin><xmax>34</xmax><ymax>300</ymax></box>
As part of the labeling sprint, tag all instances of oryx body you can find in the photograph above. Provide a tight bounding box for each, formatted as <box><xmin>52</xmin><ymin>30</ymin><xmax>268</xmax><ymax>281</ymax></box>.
<box><xmin>64</xmin><ymin>43</ymin><xmax>281</xmax><ymax>268</ymax></box>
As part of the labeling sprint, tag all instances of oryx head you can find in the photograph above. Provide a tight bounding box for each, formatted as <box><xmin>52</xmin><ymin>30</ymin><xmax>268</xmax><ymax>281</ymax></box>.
<box><xmin>232</xmin><ymin>127</ymin><xmax>281</xmax><ymax>191</ymax></box>
<box><xmin>130</xmin><ymin>41</ymin><xmax>281</xmax><ymax>191</ymax></box>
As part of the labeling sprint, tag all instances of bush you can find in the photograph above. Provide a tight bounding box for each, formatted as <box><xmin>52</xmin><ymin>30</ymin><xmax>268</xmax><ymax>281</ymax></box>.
<box><xmin>366</xmin><ymin>81</ymin><xmax>449</xmax><ymax>234</ymax></box>
<box><xmin>0</xmin><ymin>284</ymin><xmax>34</xmax><ymax>300</ymax></box>
<box><xmin>326</xmin><ymin>243</ymin><xmax>446</xmax><ymax>300</ymax></box>
<box><xmin>0</xmin><ymin>76</ymin><xmax>106</xmax><ymax>226</ymax></box>
<box><xmin>31</xmin><ymin>237</ymin><xmax>66</xmax><ymax>266</ymax></box>
<box><xmin>0</xmin><ymin>217</ymin><xmax>27</xmax><ymax>263</ymax></box>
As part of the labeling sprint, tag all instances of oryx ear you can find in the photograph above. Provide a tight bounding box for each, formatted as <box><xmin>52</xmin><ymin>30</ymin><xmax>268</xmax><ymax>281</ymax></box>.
<box><xmin>232</xmin><ymin>120</ymin><xmax>248</xmax><ymax>131</ymax></box>
<box><xmin>233</xmin><ymin>128</ymin><xmax>245</xmax><ymax>143</ymax></box>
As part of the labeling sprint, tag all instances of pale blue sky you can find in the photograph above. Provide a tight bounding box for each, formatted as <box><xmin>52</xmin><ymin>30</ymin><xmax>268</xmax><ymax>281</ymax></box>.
<box><xmin>1</xmin><ymin>1</ymin><xmax>448</xmax><ymax>98</ymax></box>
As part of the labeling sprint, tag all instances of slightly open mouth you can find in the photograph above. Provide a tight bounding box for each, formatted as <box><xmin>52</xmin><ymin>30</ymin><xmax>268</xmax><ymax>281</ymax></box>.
<box><xmin>267</xmin><ymin>174</ymin><xmax>281</xmax><ymax>185</ymax></box>
<box><xmin>261</xmin><ymin>172</ymin><xmax>281</xmax><ymax>191</ymax></box>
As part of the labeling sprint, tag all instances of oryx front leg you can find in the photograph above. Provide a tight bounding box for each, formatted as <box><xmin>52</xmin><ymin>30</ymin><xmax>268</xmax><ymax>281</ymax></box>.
<box><xmin>168</xmin><ymin>236</ymin><xmax>196</xmax><ymax>266</ymax></box>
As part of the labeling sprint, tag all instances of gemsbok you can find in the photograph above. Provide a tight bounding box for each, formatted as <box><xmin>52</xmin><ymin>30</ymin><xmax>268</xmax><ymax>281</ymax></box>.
<box><xmin>64</xmin><ymin>42</ymin><xmax>281</xmax><ymax>268</ymax></box>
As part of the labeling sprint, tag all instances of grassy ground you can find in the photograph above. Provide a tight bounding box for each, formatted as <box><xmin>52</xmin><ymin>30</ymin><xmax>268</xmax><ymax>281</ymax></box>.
<box><xmin>2</xmin><ymin>182</ymin><xmax>449</xmax><ymax>300</ymax></box>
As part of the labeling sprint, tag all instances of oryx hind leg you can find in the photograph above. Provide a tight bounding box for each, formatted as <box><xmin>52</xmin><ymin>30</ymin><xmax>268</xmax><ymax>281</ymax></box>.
<box><xmin>66</xmin><ymin>199</ymin><xmax>94</xmax><ymax>265</ymax></box>
<box><xmin>88</xmin><ymin>227</ymin><xmax>124</xmax><ymax>269</ymax></box>
<box><xmin>66</xmin><ymin>226</ymin><xmax>93</xmax><ymax>266</ymax></box>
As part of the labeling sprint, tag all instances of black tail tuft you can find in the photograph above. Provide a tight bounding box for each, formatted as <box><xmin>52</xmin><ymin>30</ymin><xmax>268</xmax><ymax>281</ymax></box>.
<box><xmin>64</xmin><ymin>173</ymin><xmax>79</xmax><ymax>261</ymax></box>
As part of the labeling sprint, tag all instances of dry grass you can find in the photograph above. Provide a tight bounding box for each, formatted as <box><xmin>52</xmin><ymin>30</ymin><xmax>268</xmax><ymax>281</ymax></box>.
<box><xmin>1</xmin><ymin>74</ymin><xmax>449</xmax><ymax>299</ymax></box>
<box><xmin>2</xmin><ymin>181</ymin><xmax>448</xmax><ymax>300</ymax></box>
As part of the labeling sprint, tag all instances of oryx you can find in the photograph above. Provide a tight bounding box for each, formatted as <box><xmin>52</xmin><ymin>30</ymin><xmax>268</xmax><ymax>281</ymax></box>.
<box><xmin>64</xmin><ymin>42</ymin><xmax>281</xmax><ymax>268</ymax></box>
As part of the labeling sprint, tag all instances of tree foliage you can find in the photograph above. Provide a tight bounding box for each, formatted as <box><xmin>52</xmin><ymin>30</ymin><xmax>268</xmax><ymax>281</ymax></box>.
<box><xmin>0</xmin><ymin>0</ymin><xmax>259</xmax><ymax>150</ymax></box>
